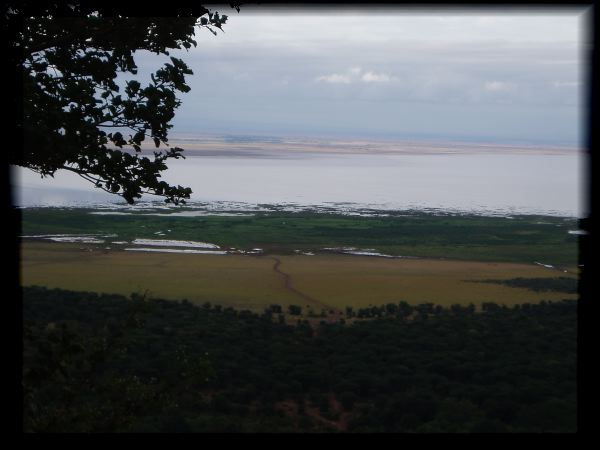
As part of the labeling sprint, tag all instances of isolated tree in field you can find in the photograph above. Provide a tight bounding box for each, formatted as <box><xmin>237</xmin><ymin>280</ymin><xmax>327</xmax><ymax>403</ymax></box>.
<box><xmin>10</xmin><ymin>3</ymin><xmax>239</xmax><ymax>204</ymax></box>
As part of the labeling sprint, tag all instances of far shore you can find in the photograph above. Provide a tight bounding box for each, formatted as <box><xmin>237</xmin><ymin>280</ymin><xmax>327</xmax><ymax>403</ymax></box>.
<box><xmin>109</xmin><ymin>134</ymin><xmax>581</xmax><ymax>157</ymax></box>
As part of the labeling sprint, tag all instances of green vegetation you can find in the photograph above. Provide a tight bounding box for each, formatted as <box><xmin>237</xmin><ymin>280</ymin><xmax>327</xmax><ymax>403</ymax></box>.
<box><xmin>21</xmin><ymin>242</ymin><xmax>577</xmax><ymax>311</ymax></box>
<box><xmin>473</xmin><ymin>277</ymin><xmax>578</xmax><ymax>294</ymax></box>
<box><xmin>21</xmin><ymin>208</ymin><xmax>579</xmax><ymax>432</ymax></box>
<box><xmin>23</xmin><ymin>286</ymin><xmax>577</xmax><ymax>432</ymax></box>
<box><xmin>21</xmin><ymin>207</ymin><xmax>579</xmax><ymax>266</ymax></box>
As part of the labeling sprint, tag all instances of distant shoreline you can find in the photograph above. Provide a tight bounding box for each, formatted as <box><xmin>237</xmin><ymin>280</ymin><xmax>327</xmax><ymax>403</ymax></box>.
<box><xmin>108</xmin><ymin>134</ymin><xmax>581</xmax><ymax>157</ymax></box>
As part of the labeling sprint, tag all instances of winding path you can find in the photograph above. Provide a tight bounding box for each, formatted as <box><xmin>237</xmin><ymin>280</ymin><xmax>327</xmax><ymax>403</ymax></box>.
<box><xmin>269</xmin><ymin>256</ymin><xmax>338</xmax><ymax>313</ymax></box>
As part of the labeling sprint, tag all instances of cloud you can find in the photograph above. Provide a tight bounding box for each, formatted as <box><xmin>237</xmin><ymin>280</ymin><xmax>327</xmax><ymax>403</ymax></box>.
<box><xmin>160</xmin><ymin>10</ymin><xmax>583</xmax><ymax>145</ymax></box>
<box><xmin>315</xmin><ymin>73</ymin><xmax>352</xmax><ymax>84</ymax></box>
<box><xmin>483</xmin><ymin>81</ymin><xmax>515</xmax><ymax>92</ymax></box>
<box><xmin>551</xmin><ymin>81</ymin><xmax>579</xmax><ymax>88</ymax></box>
<box><xmin>361</xmin><ymin>71</ymin><xmax>393</xmax><ymax>83</ymax></box>
<box><xmin>316</xmin><ymin>67</ymin><xmax>395</xmax><ymax>85</ymax></box>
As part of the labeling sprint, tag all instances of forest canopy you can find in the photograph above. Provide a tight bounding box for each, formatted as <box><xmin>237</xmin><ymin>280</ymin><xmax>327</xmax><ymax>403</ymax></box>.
<box><xmin>23</xmin><ymin>286</ymin><xmax>577</xmax><ymax>432</ymax></box>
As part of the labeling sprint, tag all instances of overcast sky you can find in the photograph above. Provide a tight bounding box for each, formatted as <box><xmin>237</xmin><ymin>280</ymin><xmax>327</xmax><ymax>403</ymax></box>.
<box><xmin>135</xmin><ymin>6</ymin><xmax>590</xmax><ymax>146</ymax></box>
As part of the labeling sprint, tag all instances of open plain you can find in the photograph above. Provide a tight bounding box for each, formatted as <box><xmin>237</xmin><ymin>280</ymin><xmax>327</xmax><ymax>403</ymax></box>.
<box><xmin>21</xmin><ymin>241</ymin><xmax>577</xmax><ymax>312</ymax></box>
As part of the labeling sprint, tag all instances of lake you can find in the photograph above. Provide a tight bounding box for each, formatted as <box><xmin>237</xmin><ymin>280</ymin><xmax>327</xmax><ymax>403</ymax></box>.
<box><xmin>11</xmin><ymin>149</ymin><xmax>586</xmax><ymax>217</ymax></box>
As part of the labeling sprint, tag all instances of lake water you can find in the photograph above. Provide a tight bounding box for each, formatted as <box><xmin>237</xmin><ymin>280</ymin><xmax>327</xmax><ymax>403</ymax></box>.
<box><xmin>11</xmin><ymin>151</ymin><xmax>586</xmax><ymax>217</ymax></box>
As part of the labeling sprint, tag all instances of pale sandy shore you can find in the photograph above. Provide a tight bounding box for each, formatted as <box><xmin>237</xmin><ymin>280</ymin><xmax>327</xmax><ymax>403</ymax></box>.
<box><xmin>114</xmin><ymin>134</ymin><xmax>580</xmax><ymax>157</ymax></box>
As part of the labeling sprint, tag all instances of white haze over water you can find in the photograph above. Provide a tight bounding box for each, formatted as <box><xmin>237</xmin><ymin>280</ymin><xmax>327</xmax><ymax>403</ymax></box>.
<box><xmin>12</xmin><ymin>149</ymin><xmax>585</xmax><ymax>218</ymax></box>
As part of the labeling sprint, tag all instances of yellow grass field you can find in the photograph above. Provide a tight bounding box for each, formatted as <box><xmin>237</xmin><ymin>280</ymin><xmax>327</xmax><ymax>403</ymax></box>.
<box><xmin>21</xmin><ymin>241</ymin><xmax>577</xmax><ymax>311</ymax></box>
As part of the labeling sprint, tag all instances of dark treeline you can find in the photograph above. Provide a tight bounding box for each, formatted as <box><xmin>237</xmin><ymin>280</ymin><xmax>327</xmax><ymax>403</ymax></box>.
<box><xmin>473</xmin><ymin>277</ymin><xmax>578</xmax><ymax>294</ymax></box>
<box><xmin>23</xmin><ymin>286</ymin><xmax>577</xmax><ymax>433</ymax></box>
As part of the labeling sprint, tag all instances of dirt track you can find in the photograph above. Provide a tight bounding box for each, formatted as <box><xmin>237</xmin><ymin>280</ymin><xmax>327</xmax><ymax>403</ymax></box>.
<box><xmin>269</xmin><ymin>257</ymin><xmax>339</xmax><ymax>313</ymax></box>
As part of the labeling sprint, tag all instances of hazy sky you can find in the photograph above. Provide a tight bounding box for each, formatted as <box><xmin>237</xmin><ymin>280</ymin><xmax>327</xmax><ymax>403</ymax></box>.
<box><xmin>134</xmin><ymin>6</ymin><xmax>589</xmax><ymax>146</ymax></box>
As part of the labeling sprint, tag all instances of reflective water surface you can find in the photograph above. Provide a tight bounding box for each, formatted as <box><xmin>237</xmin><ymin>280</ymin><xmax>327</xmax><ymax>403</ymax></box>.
<box><xmin>12</xmin><ymin>150</ymin><xmax>585</xmax><ymax>217</ymax></box>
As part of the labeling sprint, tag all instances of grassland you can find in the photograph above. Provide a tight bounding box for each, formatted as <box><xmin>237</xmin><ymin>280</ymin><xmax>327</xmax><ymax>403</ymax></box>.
<box><xmin>20</xmin><ymin>207</ymin><xmax>579</xmax><ymax>266</ymax></box>
<box><xmin>21</xmin><ymin>241</ymin><xmax>577</xmax><ymax>312</ymax></box>
<box><xmin>19</xmin><ymin>207</ymin><xmax>579</xmax><ymax>311</ymax></box>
